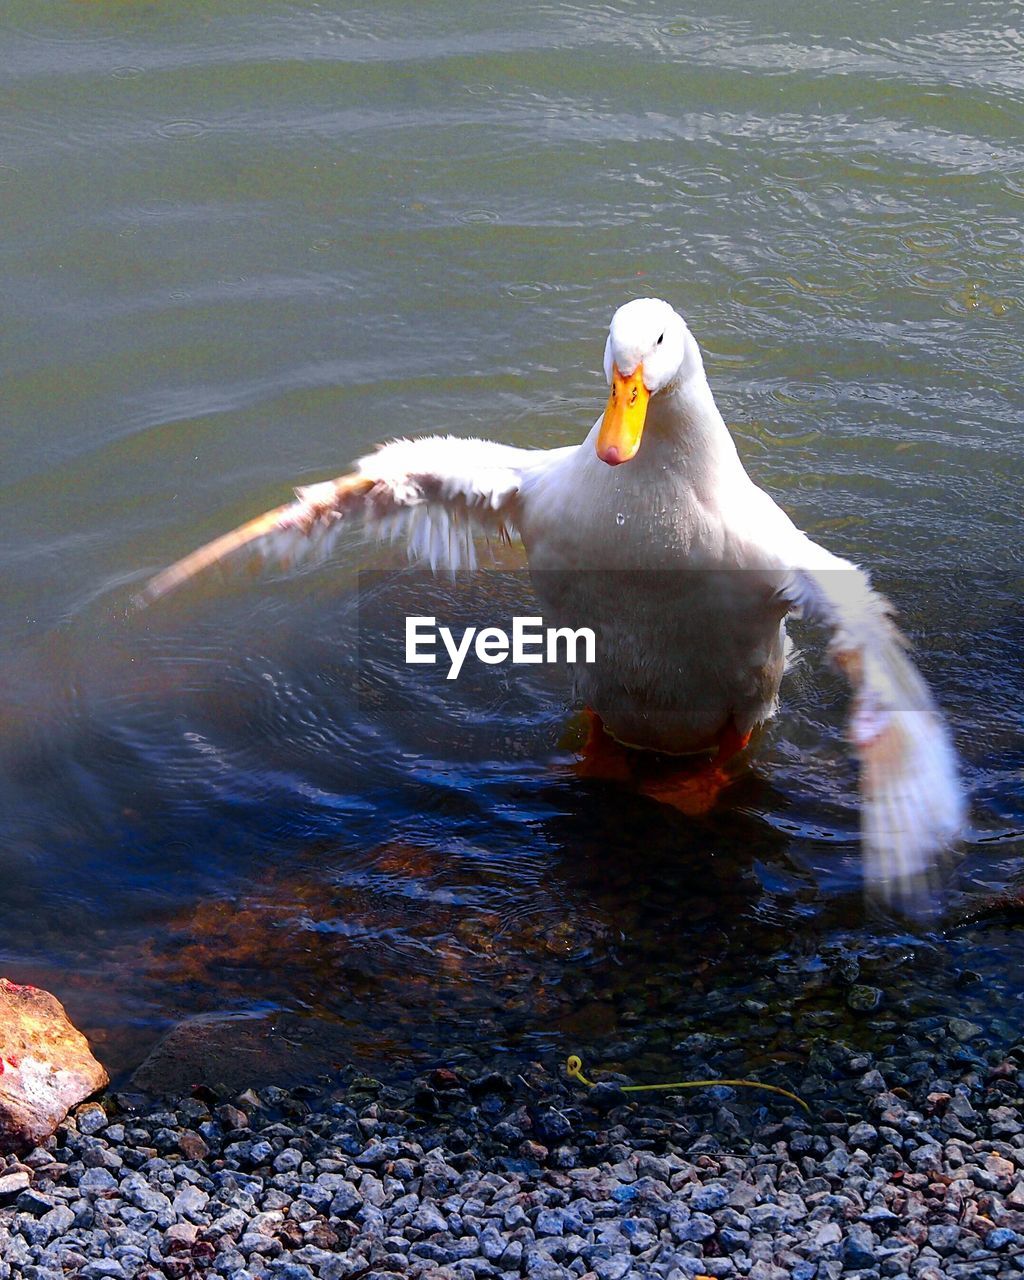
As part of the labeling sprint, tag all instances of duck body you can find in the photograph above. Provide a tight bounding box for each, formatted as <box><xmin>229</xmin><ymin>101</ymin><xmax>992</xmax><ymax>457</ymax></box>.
<box><xmin>518</xmin><ymin>363</ymin><xmax>790</xmax><ymax>753</ymax></box>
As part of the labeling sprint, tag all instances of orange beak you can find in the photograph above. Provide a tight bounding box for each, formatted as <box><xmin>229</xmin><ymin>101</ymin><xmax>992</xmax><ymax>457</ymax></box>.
<box><xmin>597</xmin><ymin>365</ymin><xmax>650</xmax><ymax>465</ymax></box>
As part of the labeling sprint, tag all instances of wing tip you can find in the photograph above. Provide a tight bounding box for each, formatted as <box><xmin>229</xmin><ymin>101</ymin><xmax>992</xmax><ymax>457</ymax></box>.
<box><xmin>129</xmin><ymin>499</ymin><xmax>309</xmax><ymax>610</ymax></box>
<box><xmin>131</xmin><ymin>566</ymin><xmax>187</xmax><ymax>611</ymax></box>
<box><xmin>861</xmin><ymin>775</ymin><xmax>967</xmax><ymax>920</ymax></box>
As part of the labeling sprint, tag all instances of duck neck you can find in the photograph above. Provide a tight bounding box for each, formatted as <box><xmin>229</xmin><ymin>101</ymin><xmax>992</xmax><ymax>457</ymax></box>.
<box><xmin>641</xmin><ymin>372</ymin><xmax>747</xmax><ymax>499</ymax></box>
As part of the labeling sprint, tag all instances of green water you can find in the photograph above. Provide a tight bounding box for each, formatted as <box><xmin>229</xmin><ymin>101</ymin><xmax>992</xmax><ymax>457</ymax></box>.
<box><xmin>0</xmin><ymin>1</ymin><xmax>1021</xmax><ymax>1081</ymax></box>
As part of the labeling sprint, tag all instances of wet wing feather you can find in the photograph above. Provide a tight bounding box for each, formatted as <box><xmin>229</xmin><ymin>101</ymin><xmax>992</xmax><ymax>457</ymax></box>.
<box><xmin>135</xmin><ymin>435</ymin><xmax>531</xmax><ymax>607</ymax></box>
<box><xmin>783</xmin><ymin>559</ymin><xmax>965</xmax><ymax>910</ymax></box>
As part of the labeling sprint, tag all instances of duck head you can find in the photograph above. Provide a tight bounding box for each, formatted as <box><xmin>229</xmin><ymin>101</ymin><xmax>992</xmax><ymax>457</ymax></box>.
<box><xmin>597</xmin><ymin>298</ymin><xmax>701</xmax><ymax>465</ymax></box>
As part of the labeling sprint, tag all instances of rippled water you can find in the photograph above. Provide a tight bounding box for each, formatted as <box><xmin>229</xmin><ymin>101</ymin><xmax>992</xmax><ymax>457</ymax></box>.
<box><xmin>1</xmin><ymin>1</ymin><xmax>1022</xmax><ymax>1085</ymax></box>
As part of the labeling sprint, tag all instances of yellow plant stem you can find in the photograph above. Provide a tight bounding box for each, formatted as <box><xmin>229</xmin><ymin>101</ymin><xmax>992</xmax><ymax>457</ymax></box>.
<box><xmin>565</xmin><ymin>1054</ymin><xmax>810</xmax><ymax>1115</ymax></box>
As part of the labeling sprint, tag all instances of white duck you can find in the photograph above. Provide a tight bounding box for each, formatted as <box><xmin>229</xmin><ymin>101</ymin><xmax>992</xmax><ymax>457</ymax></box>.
<box><xmin>138</xmin><ymin>298</ymin><xmax>965</xmax><ymax>907</ymax></box>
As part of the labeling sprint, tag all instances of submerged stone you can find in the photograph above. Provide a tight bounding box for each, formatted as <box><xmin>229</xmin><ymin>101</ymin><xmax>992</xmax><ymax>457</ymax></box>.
<box><xmin>847</xmin><ymin>986</ymin><xmax>883</xmax><ymax>1013</ymax></box>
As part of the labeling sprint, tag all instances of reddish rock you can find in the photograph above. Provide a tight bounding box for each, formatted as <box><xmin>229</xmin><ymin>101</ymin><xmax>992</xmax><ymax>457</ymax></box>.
<box><xmin>0</xmin><ymin>978</ymin><xmax>108</xmax><ymax>1152</ymax></box>
<box><xmin>216</xmin><ymin>1103</ymin><xmax>249</xmax><ymax>1131</ymax></box>
<box><xmin>307</xmin><ymin>1220</ymin><xmax>340</xmax><ymax>1250</ymax></box>
<box><xmin>925</xmin><ymin>1091</ymin><xmax>952</xmax><ymax>1115</ymax></box>
<box><xmin>429</xmin><ymin>1067</ymin><xmax>463</xmax><ymax>1091</ymax></box>
<box><xmin>178</xmin><ymin>1130</ymin><xmax>210</xmax><ymax>1161</ymax></box>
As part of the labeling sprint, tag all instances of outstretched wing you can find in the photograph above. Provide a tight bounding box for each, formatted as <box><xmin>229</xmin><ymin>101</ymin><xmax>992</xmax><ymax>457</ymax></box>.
<box><xmin>136</xmin><ymin>435</ymin><xmax>539</xmax><ymax>607</ymax></box>
<box><xmin>781</xmin><ymin>544</ymin><xmax>965</xmax><ymax>911</ymax></box>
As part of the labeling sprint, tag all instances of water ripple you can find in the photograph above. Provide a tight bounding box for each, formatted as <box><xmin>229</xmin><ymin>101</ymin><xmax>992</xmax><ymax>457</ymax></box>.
<box><xmin>156</xmin><ymin>120</ymin><xmax>209</xmax><ymax>141</ymax></box>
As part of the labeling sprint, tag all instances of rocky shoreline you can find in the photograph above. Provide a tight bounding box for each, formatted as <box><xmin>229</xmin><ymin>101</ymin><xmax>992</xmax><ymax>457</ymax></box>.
<box><xmin>4</xmin><ymin>1022</ymin><xmax>1024</xmax><ymax>1280</ymax></box>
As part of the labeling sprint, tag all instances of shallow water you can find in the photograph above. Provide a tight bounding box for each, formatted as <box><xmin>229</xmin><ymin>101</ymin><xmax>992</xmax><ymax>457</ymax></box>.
<box><xmin>1</xmin><ymin>1</ymin><xmax>1022</xmax><ymax>1085</ymax></box>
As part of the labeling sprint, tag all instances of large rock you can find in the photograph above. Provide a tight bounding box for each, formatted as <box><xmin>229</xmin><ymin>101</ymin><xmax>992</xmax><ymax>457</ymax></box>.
<box><xmin>0</xmin><ymin>978</ymin><xmax>108</xmax><ymax>1151</ymax></box>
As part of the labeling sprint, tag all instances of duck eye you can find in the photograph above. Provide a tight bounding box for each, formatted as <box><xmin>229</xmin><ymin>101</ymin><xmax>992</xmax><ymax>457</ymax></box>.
<box><xmin>656</xmin><ymin>333</ymin><xmax>664</xmax><ymax>345</ymax></box>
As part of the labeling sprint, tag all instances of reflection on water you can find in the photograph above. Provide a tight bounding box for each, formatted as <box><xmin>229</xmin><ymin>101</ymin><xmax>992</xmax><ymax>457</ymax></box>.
<box><xmin>0</xmin><ymin>0</ymin><xmax>1022</xmax><ymax>1084</ymax></box>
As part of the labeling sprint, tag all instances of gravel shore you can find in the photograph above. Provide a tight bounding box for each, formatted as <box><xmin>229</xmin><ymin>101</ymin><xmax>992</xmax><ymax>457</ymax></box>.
<box><xmin>3</xmin><ymin>1014</ymin><xmax>1024</xmax><ymax>1280</ymax></box>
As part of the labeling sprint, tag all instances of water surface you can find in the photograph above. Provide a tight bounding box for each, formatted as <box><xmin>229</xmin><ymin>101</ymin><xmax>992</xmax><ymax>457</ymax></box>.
<box><xmin>1</xmin><ymin>0</ymin><xmax>1022</xmax><ymax>1085</ymax></box>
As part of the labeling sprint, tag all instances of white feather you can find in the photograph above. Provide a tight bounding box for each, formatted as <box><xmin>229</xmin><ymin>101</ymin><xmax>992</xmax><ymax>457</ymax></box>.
<box><xmin>782</xmin><ymin>556</ymin><xmax>965</xmax><ymax>909</ymax></box>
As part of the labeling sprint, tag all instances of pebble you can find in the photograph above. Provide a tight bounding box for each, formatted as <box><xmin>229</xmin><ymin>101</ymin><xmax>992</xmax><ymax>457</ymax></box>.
<box><xmin>949</xmin><ymin>1018</ymin><xmax>984</xmax><ymax>1042</ymax></box>
<box><xmin>691</xmin><ymin>1181</ymin><xmax>730</xmax><ymax>1211</ymax></box>
<box><xmin>76</xmin><ymin>1104</ymin><xmax>108</xmax><ymax>1136</ymax></box>
<box><xmin>928</xmin><ymin>1223</ymin><xmax>961</xmax><ymax>1252</ymax></box>
<box><xmin>0</xmin><ymin>1171</ymin><xmax>31</xmax><ymax>1198</ymax></box>
<box><xmin>847</xmin><ymin>1121</ymin><xmax>878</xmax><ymax>1149</ymax></box>
<box><xmin>847</xmin><ymin>985</ymin><xmax>883</xmax><ymax>1013</ymax></box>
<box><xmin>77</xmin><ymin>1167</ymin><xmax>118</xmax><ymax>1192</ymax></box>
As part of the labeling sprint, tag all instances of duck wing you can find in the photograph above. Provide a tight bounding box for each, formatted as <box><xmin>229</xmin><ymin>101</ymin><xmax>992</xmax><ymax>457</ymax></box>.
<box><xmin>135</xmin><ymin>435</ymin><xmax>541</xmax><ymax>606</ymax></box>
<box><xmin>780</xmin><ymin>544</ymin><xmax>965</xmax><ymax>911</ymax></box>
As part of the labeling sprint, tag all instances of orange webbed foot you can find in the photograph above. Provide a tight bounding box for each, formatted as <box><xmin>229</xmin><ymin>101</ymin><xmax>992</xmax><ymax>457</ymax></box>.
<box><xmin>639</xmin><ymin>762</ymin><xmax>735</xmax><ymax>816</ymax></box>
<box><xmin>565</xmin><ymin>712</ymin><xmax>754</xmax><ymax>816</ymax></box>
<box><xmin>570</xmin><ymin>708</ymin><xmax>634</xmax><ymax>782</ymax></box>
<box><xmin>636</xmin><ymin>719</ymin><xmax>752</xmax><ymax>817</ymax></box>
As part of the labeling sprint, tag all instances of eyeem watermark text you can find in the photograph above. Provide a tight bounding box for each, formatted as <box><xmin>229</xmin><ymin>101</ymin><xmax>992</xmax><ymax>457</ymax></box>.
<box><xmin>406</xmin><ymin>616</ymin><xmax>596</xmax><ymax>680</ymax></box>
